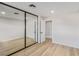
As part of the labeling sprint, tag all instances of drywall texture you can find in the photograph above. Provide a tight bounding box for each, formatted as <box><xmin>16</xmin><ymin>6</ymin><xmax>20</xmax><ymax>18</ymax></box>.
<box><xmin>53</xmin><ymin>16</ymin><xmax>79</xmax><ymax>48</ymax></box>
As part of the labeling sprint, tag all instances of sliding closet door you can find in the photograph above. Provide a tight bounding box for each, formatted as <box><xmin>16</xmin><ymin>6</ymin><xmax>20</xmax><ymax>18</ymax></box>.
<box><xmin>26</xmin><ymin>13</ymin><xmax>38</xmax><ymax>46</ymax></box>
<box><xmin>0</xmin><ymin>4</ymin><xmax>25</xmax><ymax>55</ymax></box>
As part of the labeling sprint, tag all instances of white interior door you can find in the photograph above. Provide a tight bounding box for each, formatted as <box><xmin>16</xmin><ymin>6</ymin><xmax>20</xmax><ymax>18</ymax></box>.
<box><xmin>40</xmin><ymin>19</ymin><xmax>45</xmax><ymax>43</ymax></box>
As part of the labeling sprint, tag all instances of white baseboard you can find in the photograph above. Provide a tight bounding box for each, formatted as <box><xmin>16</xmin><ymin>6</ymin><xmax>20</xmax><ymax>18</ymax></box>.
<box><xmin>53</xmin><ymin>40</ymin><xmax>79</xmax><ymax>49</ymax></box>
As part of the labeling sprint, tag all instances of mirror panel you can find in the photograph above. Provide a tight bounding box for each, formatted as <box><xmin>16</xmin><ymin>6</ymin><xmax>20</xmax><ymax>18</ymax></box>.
<box><xmin>0</xmin><ymin>4</ymin><xmax>25</xmax><ymax>55</ymax></box>
<box><xmin>26</xmin><ymin>13</ymin><xmax>38</xmax><ymax>46</ymax></box>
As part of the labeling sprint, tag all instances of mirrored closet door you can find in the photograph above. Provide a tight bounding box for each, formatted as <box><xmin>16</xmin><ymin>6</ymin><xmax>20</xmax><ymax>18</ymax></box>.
<box><xmin>26</xmin><ymin>13</ymin><xmax>38</xmax><ymax>47</ymax></box>
<box><xmin>0</xmin><ymin>3</ymin><xmax>25</xmax><ymax>55</ymax></box>
<box><xmin>0</xmin><ymin>2</ymin><xmax>38</xmax><ymax>56</ymax></box>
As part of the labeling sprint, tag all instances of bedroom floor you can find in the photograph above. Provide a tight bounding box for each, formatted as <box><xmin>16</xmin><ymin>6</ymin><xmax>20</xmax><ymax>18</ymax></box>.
<box><xmin>0</xmin><ymin>38</ymin><xmax>36</xmax><ymax>56</ymax></box>
<box><xmin>11</xmin><ymin>39</ymin><xmax>79</xmax><ymax>56</ymax></box>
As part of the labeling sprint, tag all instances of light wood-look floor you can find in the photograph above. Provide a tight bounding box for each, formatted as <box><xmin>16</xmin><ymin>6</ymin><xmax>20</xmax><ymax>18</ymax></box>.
<box><xmin>0</xmin><ymin>37</ymin><xmax>36</xmax><ymax>56</ymax></box>
<box><xmin>11</xmin><ymin>39</ymin><xmax>79</xmax><ymax>56</ymax></box>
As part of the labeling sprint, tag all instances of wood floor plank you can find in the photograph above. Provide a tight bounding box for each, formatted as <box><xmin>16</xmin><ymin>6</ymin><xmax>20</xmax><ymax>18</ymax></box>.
<box><xmin>11</xmin><ymin>39</ymin><xmax>79</xmax><ymax>56</ymax></box>
<box><xmin>29</xmin><ymin>41</ymin><xmax>50</xmax><ymax>56</ymax></box>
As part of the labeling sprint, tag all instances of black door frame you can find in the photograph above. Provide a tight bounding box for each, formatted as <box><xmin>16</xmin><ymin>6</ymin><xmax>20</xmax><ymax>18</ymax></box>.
<box><xmin>0</xmin><ymin>2</ymin><xmax>38</xmax><ymax>56</ymax></box>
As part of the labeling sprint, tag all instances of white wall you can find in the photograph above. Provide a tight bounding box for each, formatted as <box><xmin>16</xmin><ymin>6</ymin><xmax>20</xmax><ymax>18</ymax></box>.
<box><xmin>53</xmin><ymin>17</ymin><xmax>79</xmax><ymax>48</ymax></box>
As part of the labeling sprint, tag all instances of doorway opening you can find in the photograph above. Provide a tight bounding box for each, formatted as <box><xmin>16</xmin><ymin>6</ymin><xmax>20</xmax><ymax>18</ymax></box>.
<box><xmin>45</xmin><ymin>21</ymin><xmax>52</xmax><ymax>42</ymax></box>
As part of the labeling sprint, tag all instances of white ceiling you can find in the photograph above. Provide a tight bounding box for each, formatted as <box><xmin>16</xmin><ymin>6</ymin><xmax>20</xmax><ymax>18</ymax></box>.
<box><xmin>4</xmin><ymin>2</ymin><xmax>79</xmax><ymax>18</ymax></box>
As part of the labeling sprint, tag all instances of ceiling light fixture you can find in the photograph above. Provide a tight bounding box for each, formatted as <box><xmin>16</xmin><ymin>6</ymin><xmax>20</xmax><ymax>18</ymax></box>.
<box><xmin>51</xmin><ymin>10</ymin><xmax>54</xmax><ymax>14</ymax></box>
<box><xmin>1</xmin><ymin>11</ymin><xmax>6</xmax><ymax>15</ymax></box>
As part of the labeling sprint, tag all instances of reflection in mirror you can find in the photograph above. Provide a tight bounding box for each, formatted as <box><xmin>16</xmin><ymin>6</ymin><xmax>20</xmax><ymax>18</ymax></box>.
<box><xmin>26</xmin><ymin>13</ymin><xmax>37</xmax><ymax>46</ymax></box>
<box><xmin>0</xmin><ymin>4</ymin><xmax>24</xmax><ymax>55</ymax></box>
